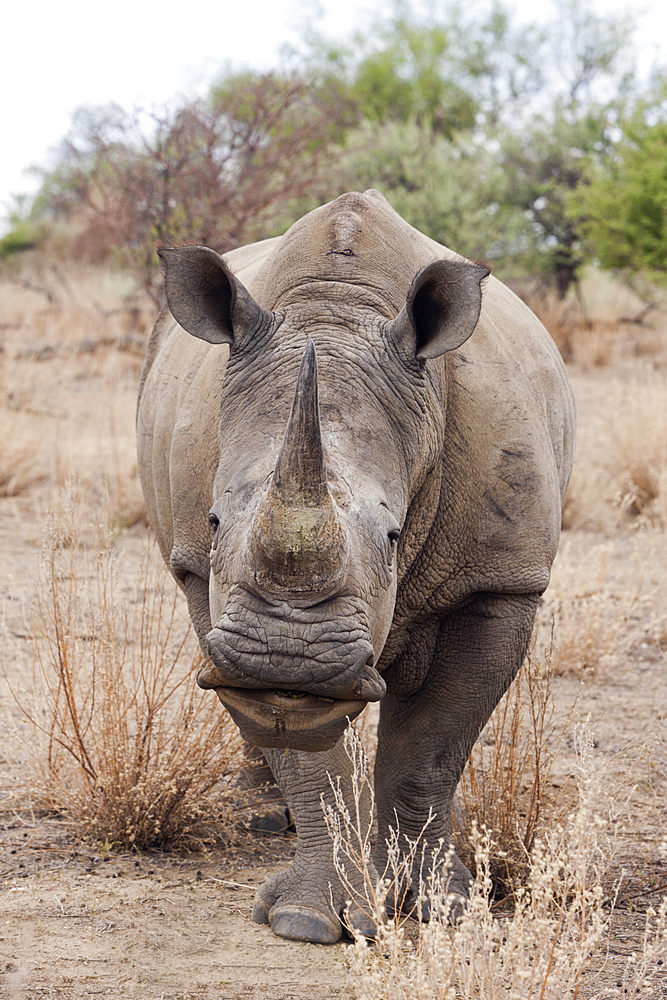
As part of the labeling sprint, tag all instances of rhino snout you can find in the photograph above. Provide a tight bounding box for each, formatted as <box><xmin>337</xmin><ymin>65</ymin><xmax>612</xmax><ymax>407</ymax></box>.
<box><xmin>200</xmin><ymin>626</ymin><xmax>384</xmax><ymax>703</ymax></box>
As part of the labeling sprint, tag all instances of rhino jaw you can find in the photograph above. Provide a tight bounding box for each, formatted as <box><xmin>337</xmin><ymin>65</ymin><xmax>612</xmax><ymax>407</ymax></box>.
<box><xmin>213</xmin><ymin>687</ymin><xmax>367</xmax><ymax>751</ymax></box>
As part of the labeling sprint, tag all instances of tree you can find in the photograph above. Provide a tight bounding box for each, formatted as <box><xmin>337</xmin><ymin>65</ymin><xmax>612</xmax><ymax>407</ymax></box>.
<box><xmin>304</xmin><ymin>0</ymin><xmax>644</xmax><ymax>295</ymax></box>
<box><xmin>35</xmin><ymin>71</ymin><xmax>355</xmax><ymax>301</ymax></box>
<box><xmin>498</xmin><ymin>100</ymin><xmax>619</xmax><ymax>296</ymax></box>
<box><xmin>340</xmin><ymin>119</ymin><xmax>523</xmax><ymax>270</ymax></box>
<box><xmin>572</xmin><ymin>105</ymin><xmax>667</xmax><ymax>283</ymax></box>
<box><xmin>495</xmin><ymin>0</ymin><xmax>639</xmax><ymax>296</ymax></box>
<box><xmin>303</xmin><ymin>0</ymin><xmax>546</xmax><ymax>138</ymax></box>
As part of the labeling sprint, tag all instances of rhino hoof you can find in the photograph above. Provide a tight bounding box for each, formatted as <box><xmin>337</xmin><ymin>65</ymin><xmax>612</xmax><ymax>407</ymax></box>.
<box><xmin>269</xmin><ymin>904</ymin><xmax>343</xmax><ymax>944</ymax></box>
<box><xmin>342</xmin><ymin>905</ymin><xmax>376</xmax><ymax>940</ymax></box>
<box><xmin>251</xmin><ymin>895</ymin><xmax>271</xmax><ymax>926</ymax></box>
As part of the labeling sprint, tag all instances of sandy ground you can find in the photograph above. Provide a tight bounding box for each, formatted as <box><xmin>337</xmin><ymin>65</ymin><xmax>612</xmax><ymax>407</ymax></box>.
<box><xmin>1</xmin><ymin>359</ymin><xmax>667</xmax><ymax>998</ymax></box>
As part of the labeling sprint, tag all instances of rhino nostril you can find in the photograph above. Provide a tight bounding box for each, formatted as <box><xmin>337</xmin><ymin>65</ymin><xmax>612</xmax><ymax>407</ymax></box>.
<box><xmin>352</xmin><ymin>657</ymin><xmax>385</xmax><ymax>702</ymax></box>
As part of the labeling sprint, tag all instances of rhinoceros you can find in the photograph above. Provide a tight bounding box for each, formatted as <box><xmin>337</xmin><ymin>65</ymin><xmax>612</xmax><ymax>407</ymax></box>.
<box><xmin>137</xmin><ymin>189</ymin><xmax>575</xmax><ymax>944</ymax></box>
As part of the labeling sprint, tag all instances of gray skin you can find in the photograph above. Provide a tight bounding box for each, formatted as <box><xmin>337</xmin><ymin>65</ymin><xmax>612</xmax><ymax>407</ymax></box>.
<box><xmin>137</xmin><ymin>190</ymin><xmax>575</xmax><ymax>945</ymax></box>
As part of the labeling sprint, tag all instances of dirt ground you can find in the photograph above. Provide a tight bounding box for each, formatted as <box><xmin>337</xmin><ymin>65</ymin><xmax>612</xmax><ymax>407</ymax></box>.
<box><xmin>1</xmin><ymin>296</ymin><xmax>667</xmax><ymax>997</ymax></box>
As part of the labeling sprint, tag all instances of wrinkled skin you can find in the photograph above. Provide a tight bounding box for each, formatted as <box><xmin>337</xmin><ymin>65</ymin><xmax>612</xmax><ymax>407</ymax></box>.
<box><xmin>137</xmin><ymin>190</ymin><xmax>575</xmax><ymax>944</ymax></box>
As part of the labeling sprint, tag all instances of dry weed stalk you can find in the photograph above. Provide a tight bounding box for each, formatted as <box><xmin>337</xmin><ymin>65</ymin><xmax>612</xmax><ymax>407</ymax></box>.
<box><xmin>329</xmin><ymin>726</ymin><xmax>667</xmax><ymax>1000</ymax></box>
<box><xmin>12</xmin><ymin>483</ymin><xmax>243</xmax><ymax>849</ymax></box>
<box><xmin>453</xmin><ymin>651</ymin><xmax>575</xmax><ymax>893</ymax></box>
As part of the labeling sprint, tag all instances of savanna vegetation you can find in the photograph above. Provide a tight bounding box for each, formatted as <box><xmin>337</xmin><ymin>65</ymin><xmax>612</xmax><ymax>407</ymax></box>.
<box><xmin>2</xmin><ymin>1</ymin><xmax>667</xmax><ymax>997</ymax></box>
<box><xmin>4</xmin><ymin>0</ymin><xmax>667</xmax><ymax>304</ymax></box>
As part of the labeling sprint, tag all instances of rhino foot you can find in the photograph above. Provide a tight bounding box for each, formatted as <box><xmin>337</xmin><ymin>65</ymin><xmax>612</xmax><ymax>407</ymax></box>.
<box><xmin>242</xmin><ymin>804</ymin><xmax>293</xmax><ymax>834</ymax></box>
<box><xmin>385</xmin><ymin>850</ymin><xmax>473</xmax><ymax>924</ymax></box>
<box><xmin>252</xmin><ymin>866</ymin><xmax>376</xmax><ymax>943</ymax></box>
<box><xmin>253</xmin><ymin>898</ymin><xmax>342</xmax><ymax>944</ymax></box>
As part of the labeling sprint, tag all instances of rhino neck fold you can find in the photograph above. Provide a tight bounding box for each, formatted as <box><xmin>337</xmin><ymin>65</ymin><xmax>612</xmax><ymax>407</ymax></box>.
<box><xmin>248</xmin><ymin>339</ymin><xmax>349</xmax><ymax>597</ymax></box>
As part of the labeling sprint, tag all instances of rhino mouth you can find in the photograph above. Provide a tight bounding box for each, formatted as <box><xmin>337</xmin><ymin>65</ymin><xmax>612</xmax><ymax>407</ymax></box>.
<box><xmin>212</xmin><ymin>686</ymin><xmax>367</xmax><ymax>752</ymax></box>
<box><xmin>201</xmin><ymin>588</ymin><xmax>385</xmax><ymax>749</ymax></box>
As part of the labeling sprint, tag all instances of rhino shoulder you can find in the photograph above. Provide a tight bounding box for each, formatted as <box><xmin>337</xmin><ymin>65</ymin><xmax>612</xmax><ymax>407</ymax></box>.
<box><xmin>396</xmin><ymin>281</ymin><xmax>575</xmax><ymax>614</ymax></box>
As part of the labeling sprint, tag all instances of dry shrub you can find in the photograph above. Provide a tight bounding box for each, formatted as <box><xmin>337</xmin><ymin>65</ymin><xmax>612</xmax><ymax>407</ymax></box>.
<box><xmin>515</xmin><ymin>269</ymin><xmax>666</xmax><ymax>368</ymax></box>
<box><xmin>0</xmin><ymin>410</ymin><xmax>46</xmax><ymax>497</ymax></box>
<box><xmin>452</xmin><ymin>652</ymin><xmax>575</xmax><ymax>894</ymax></box>
<box><xmin>569</xmin><ymin>320</ymin><xmax>620</xmax><ymax>370</ymax></box>
<box><xmin>514</xmin><ymin>284</ymin><xmax>586</xmax><ymax>362</ymax></box>
<box><xmin>514</xmin><ymin>282</ymin><xmax>619</xmax><ymax>367</ymax></box>
<box><xmin>10</xmin><ymin>483</ymin><xmax>243</xmax><ymax>850</ymax></box>
<box><xmin>0</xmin><ymin>339</ymin><xmax>48</xmax><ymax>497</ymax></box>
<box><xmin>326</xmin><ymin>727</ymin><xmax>667</xmax><ymax>1000</ymax></box>
<box><xmin>534</xmin><ymin>536</ymin><xmax>666</xmax><ymax>677</ymax></box>
<box><xmin>601</xmin><ymin>377</ymin><xmax>667</xmax><ymax>529</ymax></box>
<box><xmin>563</xmin><ymin>373</ymin><xmax>667</xmax><ymax>533</ymax></box>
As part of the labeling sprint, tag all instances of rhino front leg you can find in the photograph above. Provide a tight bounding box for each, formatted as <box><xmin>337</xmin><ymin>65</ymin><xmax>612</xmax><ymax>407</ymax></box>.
<box><xmin>254</xmin><ymin>739</ymin><xmax>378</xmax><ymax>944</ymax></box>
<box><xmin>180</xmin><ymin>573</ymin><xmax>289</xmax><ymax>828</ymax></box>
<box><xmin>374</xmin><ymin>591</ymin><xmax>540</xmax><ymax>917</ymax></box>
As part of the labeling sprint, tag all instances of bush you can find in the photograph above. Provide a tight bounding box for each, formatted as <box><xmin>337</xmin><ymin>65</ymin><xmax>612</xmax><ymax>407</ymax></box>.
<box><xmin>11</xmin><ymin>482</ymin><xmax>244</xmax><ymax>850</ymax></box>
<box><xmin>35</xmin><ymin>71</ymin><xmax>355</xmax><ymax>301</ymax></box>
<box><xmin>326</xmin><ymin>726</ymin><xmax>667</xmax><ymax>999</ymax></box>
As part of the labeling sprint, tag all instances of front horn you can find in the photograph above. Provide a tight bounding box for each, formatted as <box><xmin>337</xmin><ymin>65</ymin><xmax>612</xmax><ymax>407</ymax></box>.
<box><xmin>273</xmin><ymin>339</ymin><xmax>328</xmax><ymax>504</ymax></box>
<box><xmin>248</xmin><ymin>341</ymin><xmax>349</xmax><ymax>596</ymax></box>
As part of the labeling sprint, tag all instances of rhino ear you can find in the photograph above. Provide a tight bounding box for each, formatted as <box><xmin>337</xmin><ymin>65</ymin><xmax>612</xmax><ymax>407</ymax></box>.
<box><xmin>158</xmin><ymin>245</ymin><xmax>272</xmax><ymax>348</ymax></box>
<box><xmin>387</xmin><ymin>258</ymin><xmax>490</xmax><ymax>360</ymax></box>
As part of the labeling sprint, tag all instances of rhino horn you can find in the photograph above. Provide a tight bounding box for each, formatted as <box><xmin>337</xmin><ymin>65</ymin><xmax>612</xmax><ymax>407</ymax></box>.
<box><xmin>273</xmin><ymin>339</ymin><xmax>328</xmax><ymax>504</ymax></box>
<box><xmin>248</xmin><ymin>341</ymin><xmax>349</xmax><ymax>596</ymax></box>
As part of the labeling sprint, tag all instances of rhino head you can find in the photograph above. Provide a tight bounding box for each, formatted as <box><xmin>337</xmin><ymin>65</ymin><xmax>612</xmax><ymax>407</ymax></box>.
<box><xmin>159</xmin><ymin>195</ymin><xmax>488</xmax><ymax>751</ymax></box>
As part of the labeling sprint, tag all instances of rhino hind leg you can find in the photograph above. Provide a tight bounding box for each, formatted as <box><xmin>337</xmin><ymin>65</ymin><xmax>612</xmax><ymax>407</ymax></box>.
<box><xmin>236</xmin><ymin>743</ymin><xmax>292</xmax><ymax>833</ymax></box>
<box><xmin>253</xmin><ymin>741</ymin><xmax>377</xmax><ymax>943</ymax></box>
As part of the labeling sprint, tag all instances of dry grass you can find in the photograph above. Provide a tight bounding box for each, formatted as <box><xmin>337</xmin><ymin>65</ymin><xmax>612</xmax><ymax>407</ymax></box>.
<box><xmin>516</xmin><ymin>267</ymin><xmax>667</xmax><ymax>370</ymax></box>
<box><xmin>6</xmin><ymin>482</ymin><xmax>244</xmax><ymax>850</ymax></box>
<box><xmin>599</xmin><ymin>378</ymin><xmax>667</xmax><ymax>529</ymax></box>
<box><xmin>0</xmin><ymin>409</ymin><xmax>47</xmax><ymax>497</ymax></box>
<box><xmin>0</xmin><ymin>263</ymin><xmax>151</xmax><ymax>526</ymax></box>
<box><xmin>532</xmin><ymin>536</ymin><xmax>666</xmax><ymax>677</ymax></box>
<box><xmin>563</xmin><ymin>371</ymin><xmax>667</xmax><ymax>533</ymax></box>
<box><xmin>453</xmin><ymin>652</ymin><xmax>576</xmax><ymax>895</ymax></box>
<box><xmin>515</xmin><ymin>284</ymin><xmax>620</xmax><ymax>368</ymax></box>
<box><xmin>326</xmin><ymin>726</ymin><xmax>667</xmax><ymax>1000</ymax></box>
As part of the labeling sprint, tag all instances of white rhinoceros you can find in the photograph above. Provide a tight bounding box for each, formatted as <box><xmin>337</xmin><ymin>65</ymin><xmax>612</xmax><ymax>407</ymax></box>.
<box><xmin>137</xmin><ymin>189</ymin><xmax>575</xmax><ymax>944</ymax></box>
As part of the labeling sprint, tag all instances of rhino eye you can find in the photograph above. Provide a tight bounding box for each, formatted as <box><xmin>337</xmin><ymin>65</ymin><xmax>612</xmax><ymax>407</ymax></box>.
<box><xmin>208</xmin><ymin>513</ymin><xmax>220</xmax><ymax>532</ymax></box>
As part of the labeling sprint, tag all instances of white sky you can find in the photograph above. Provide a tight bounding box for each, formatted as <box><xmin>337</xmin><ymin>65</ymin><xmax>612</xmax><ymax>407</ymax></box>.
<box><xmin>2</xmin><ymin>0</ymin><xmax>666</xmax><ymax>233</ymax></box>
